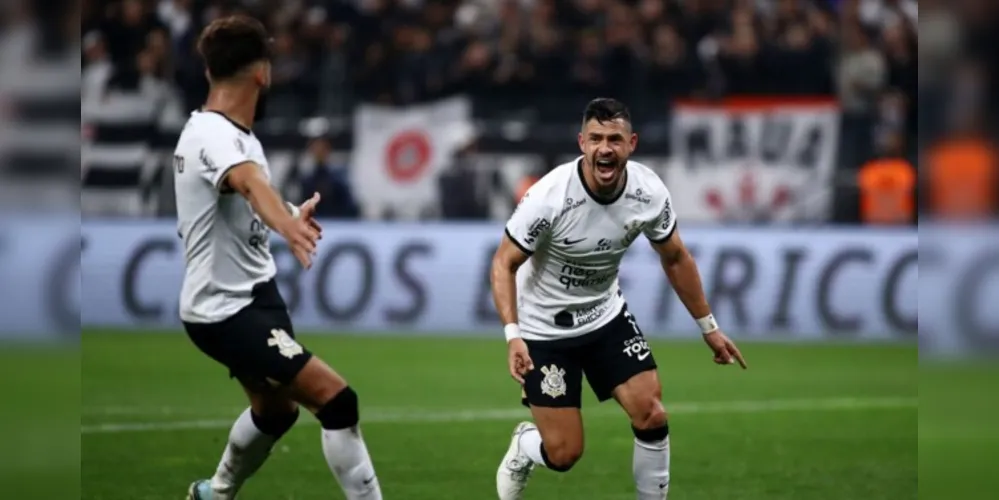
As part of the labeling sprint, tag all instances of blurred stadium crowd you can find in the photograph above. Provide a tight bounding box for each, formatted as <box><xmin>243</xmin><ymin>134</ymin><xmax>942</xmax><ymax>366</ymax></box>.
<box><xmin>0</xmin><ymin>0</ymin><xmax>78</xmax><ymax>212</ymax></box>
<box><xmin>72</xmin><ymin>0</ymin><xmax>999</xmax><ymax>222</ymax></box>
<box><xmin>82</xmin><ymin>0</ymin><xmax>918</xmax><ymax>121</ymax></box>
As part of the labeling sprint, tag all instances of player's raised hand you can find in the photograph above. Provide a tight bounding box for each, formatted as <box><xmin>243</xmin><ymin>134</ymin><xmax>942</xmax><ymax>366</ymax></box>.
<box><xmin>703</xmin><ymin>330</ymin><xmax>747</xmax><ymax>369</ymax></box>
<box><xmin>507</xmin><ymin>338</ymin><xmax>535</xmax><ymax>384</ymax></box>
<box><xmin>299</xmin><ymin>192</ymin><xmax>323</xmax><ymax>235</ymax></box>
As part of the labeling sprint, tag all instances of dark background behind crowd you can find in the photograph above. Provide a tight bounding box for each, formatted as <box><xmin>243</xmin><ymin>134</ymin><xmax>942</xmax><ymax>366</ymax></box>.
<box><xmin>76</xmin><ymin>0</ymin><xmax>999</xmax><ymax>222</ymax></box>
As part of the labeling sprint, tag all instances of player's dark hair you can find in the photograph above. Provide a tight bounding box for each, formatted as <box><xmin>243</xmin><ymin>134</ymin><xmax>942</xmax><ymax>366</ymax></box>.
<box><xmin>197</xmin><ymin>15</ymin><xmax>271</xmax><ymax>81</ymax></box>
<box><xmin>583</xmin><ymin>98</ymin><xmax>631</xmax><ymax>126</ymax></box>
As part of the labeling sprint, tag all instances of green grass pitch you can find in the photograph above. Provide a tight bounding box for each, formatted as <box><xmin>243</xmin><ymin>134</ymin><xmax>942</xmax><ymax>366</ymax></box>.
<box><xmin>82</xmin><ymin>330</ymin><xmax>920</xmax><ymax>500</ymax></box>
<box><xmin>0</xmin><ymin>346</ymin><xmax>80</xmax><ymax>500</ymax></box>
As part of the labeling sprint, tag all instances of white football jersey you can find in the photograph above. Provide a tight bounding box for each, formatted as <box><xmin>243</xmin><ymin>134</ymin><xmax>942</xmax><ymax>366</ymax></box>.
<box><xmin>505</xmin><ymin>157</ymin><xmax>676</xmax><ymax>341</ymax></box>
<box><xmin>174</xmin><ymin>110</ymin><xmax>277</xmax><ymax>323</ymax></box>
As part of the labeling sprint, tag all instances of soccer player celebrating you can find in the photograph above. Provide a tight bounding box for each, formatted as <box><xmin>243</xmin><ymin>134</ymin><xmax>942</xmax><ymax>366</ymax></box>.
<box><xmin>491</xmin><ymin>98</ymin><xmax>747</xmax><ymax>499</ymax></box>
<box><xmin>173</xmin><ymin>16</ymin><xmax>381</xmax><ymax>500</ymax></box>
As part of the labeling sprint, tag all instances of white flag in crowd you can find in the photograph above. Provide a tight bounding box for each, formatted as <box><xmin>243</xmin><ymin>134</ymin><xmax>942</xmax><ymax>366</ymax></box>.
<box><xmin>351</xmin><ymin>96</ymin><xmax>473</xmax><ymax>220</ymax></box>
<box><xmin>667</xmin><ymin>98</ymin><xmax>841</xmax><ymax>223</ymax></box>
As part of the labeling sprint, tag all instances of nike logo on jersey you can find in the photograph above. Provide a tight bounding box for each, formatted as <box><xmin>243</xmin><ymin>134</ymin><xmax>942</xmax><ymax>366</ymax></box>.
<box><xmin>637</xmin><ymin>351</ymin><xmax>651</xmax><ymax>361</ymax></box>
<box><xmin>561</xmin><ymin>237</ymin><xmax>586</xmax><ymax>245</ymax></box>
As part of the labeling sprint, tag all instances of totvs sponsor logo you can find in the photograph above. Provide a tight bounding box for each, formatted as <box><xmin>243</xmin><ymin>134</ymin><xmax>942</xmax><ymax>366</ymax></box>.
<box><xmin>622</xmin><ymin>335</ymin><xmax>651</xmax><ymax>360</ymax></box>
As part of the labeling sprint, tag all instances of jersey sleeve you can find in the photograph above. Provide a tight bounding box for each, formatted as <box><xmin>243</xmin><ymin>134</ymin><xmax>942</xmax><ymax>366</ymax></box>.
<box><xmin>504</xmin><ymin>188</ymin><xmax>553</xmax><ymax>256</ymax></box>
<box><xmin>197</xmin><ymin>131</ymin><xmax>253</xmax><ymax>190</ymax></box>
<box><xmin>644</xmin><ymin>186</ymin><xmax>677</xmax><ymax>243</ymax></box>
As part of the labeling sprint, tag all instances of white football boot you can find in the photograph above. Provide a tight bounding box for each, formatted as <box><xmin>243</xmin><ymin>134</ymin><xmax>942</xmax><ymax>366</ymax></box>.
<box><xmin>186</xmin><ymin>480</ymin><xmax>218</xmax><ymax>500</ymax></box>
<box><xmin>496</xmin><ymin>421</ymin><xmax>537</xmax><ymax>500</ymax></box>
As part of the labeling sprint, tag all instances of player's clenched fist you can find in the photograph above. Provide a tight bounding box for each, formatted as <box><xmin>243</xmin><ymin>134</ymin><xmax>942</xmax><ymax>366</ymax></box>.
<box><xmin>507</xmin><ymin>338</ymin><xmax>534</xmax><ymax>384</ymax></box>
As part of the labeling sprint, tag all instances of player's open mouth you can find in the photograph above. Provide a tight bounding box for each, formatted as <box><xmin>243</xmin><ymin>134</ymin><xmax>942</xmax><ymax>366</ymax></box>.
<box><xmin>595</xmin><ymin>158</ymin><xmax>617</xmax><ymax>181</ymax></box>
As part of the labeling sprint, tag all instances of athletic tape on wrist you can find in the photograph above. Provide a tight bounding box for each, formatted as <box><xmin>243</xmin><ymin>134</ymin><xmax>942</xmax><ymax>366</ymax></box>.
<box><xmin>285</xmin><ymin>202</ymin><xmax>301</xmax><ymax>219</ymax></box>
<box><xmin>696</xmin><ymin>314</ymin><xmax>719</xmax><ymax>335</ymax></box>
<box><xmin>504</xmin><ymin>323</ymin><xmax>521</xmax><ymax>342</ymax></box>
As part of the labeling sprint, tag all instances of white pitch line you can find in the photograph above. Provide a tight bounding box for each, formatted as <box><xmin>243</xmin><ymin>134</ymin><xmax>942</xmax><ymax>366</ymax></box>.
<box><xmin>81</xmin><ymin>396</ymin><xmax>915</xmax><ymax>435</ymax></box>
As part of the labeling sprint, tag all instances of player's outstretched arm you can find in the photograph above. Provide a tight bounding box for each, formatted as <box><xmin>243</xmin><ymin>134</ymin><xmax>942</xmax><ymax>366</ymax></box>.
<box><xmin>491</xmin><ymin>235</ymin><xmax>534</xmax><ymax>383</ymax></box>
<box><xmin>223</xmin><ymin>162</ymin><xmax>320</xmax><ymax>268</ymax></box>
<box><xmin>649</xmin><ymin>229</ymin><xmax>747</xmax><ymax>369</ymax></box>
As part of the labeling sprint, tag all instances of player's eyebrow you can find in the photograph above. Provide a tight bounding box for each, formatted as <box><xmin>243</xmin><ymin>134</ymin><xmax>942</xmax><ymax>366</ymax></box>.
<box><xmin>589</xmin><ymin>132</ymin><xmax>624</xmax><ymax>140</ymax></box>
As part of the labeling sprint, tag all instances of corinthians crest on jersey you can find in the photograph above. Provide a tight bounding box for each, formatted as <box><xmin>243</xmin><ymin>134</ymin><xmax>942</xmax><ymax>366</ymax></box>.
<box><xmin>504</xmin><ymin>157</ymin><xmax>678</xmax><ymax>342</ymax></box>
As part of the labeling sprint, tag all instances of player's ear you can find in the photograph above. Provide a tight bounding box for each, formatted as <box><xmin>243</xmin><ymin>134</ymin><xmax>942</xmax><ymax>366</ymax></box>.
<box><xmin>253</xmin><ymin>61</ymin><xmax>270</xmax><ymax>88</ymax></box>
<box><xmin>577</xmin><ymin>132</ymin><xmax>584</xmax><ymax>152</ymax></box>
<box><xmin>629</xmin><ymin>132</ymin><xmax>638</xmax><ymax>152</ymax></box>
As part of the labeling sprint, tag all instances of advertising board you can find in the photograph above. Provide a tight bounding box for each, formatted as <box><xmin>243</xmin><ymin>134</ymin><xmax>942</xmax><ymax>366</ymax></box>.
<box><xmin>77</xmin><ymin>222</ymin><xmax>921</xmax><ymax>339</ymax></box>
<box><xmin>12</xmin><ymin>219</ymin><xmax>999</xmax><ymax>355</ymax></box>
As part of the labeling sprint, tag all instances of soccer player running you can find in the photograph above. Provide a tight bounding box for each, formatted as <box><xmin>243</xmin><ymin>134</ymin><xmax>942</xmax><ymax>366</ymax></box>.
<box><xmin>173</xmin><ymin>16</ymin><xmax>381</xmax><ymax>500</ymax></box>
<box><xmin>492</xmin><ymin>98</ymin><xmax>747</xmax><ymax>500</ymax></box>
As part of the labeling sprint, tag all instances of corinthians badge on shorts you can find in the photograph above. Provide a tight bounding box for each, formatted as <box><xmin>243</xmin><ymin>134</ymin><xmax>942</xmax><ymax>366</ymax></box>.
<box><xmin>539</xmin><ymin>364</ymin><xmax>567</xmax><ymax>398</ymax></box>
<box><xmin>268</xmin><ymin>328</ymin><xmax>304</xmax><ymax>359</ymax></box>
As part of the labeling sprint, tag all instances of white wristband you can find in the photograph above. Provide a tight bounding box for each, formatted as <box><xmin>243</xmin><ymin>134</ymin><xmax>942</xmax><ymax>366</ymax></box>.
<box><xmin>696</xmin><ymin>314</ymin><xmax>719</xmax><ymax>335</ymax></box>
<box><xmin>285</xmin><ymin>201</ymin><xmax>301</xmax><ymax>219</ymax></box>
<box><xmin>503</xmin><ymin>323</ymin><xmax>521</xmax><ymax>342</ymax></box>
